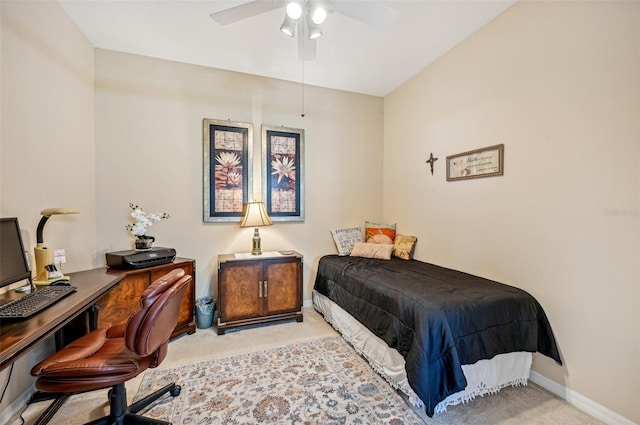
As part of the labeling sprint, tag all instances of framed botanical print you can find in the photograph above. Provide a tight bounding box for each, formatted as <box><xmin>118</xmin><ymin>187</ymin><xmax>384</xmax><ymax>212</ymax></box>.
<box><xmin>203</xmin><ymin>119</ymin><xmax>252</xmax><ymax>222</ymax></box>
<box><xmin>261</xmin><ymin>125</ymin><xmax>305</xmax><ymax>222</ymax></box>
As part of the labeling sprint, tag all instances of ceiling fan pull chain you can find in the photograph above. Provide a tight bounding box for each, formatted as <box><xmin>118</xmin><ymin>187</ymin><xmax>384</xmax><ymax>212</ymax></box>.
<box><xmin>301</xmin><ymin>49</ymin><xmax>305</xmax><ymax>117</ymax></box>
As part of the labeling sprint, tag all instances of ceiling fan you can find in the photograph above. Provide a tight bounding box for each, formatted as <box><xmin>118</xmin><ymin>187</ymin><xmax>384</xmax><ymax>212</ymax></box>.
<box><xmin>209</xmin><ymin>0</ymin><xmax>398</xmax><ymax>61</ymax></box>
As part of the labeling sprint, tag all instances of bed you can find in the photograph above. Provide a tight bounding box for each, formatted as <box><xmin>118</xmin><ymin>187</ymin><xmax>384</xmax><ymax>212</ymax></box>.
<box><xmin>313</xmin><ymin>255</ymin><xmax>562</xmax><ymax>417</ymax></box>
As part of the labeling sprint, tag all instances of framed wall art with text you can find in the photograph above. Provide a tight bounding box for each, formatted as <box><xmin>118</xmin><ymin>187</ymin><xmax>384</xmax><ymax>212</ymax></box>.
<box><xmin>446</xmin><ymin>144</ymin><xmax>504</xmax><ymax>182</ymax></box>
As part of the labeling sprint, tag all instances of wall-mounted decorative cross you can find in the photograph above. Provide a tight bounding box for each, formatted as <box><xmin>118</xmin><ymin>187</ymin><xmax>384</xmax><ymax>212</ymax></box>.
<box><xmin>425</xmin><ymin>153</ymin><xmax>438</xmax><ymax>175</ymax></box>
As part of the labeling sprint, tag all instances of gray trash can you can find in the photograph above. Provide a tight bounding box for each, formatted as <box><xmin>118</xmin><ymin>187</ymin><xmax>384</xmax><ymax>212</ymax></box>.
<box><xmin>195</xmin><ymin>296</ymin><xmax>215</xmax><ymax>329</ymax></box>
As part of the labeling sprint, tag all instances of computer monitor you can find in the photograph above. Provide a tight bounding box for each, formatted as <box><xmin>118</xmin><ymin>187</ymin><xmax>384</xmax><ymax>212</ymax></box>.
<box><xmin>0</xmin><ymin>217</ymin><xmax>32</xmax><ymax>290</ymax></box>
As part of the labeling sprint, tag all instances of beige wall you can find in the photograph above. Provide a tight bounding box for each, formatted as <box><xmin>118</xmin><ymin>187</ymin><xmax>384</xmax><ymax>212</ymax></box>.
<box><xmin>0</xmin><ymin>1</ymin><xmax>95</xmax><ymax>271</ymax></box>
<box><xmin>384</xmin><ymin>1</ymin><xmax>639</xmax><ymax>423</ymax></box>
<box><xmin>0</xmin><ymin>0</ymin><xmax>95</xmax><ymax>417</ymax></box>
<box><xmin>93</xmin><ymin>49</ymin><xmax>384</xmax><ymax>301</ymax></box>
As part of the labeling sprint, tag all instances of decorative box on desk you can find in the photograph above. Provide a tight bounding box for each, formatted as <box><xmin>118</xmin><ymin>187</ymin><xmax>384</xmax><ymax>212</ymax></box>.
<box><xmin>217</xmin><ymin>251</ymin><xmax>303</xmax><ymax>335</ymax></box>
<box><xmin>101</xmin><ymin>258</ymin><xmax>196</xmax><ymax>338</ymax></box>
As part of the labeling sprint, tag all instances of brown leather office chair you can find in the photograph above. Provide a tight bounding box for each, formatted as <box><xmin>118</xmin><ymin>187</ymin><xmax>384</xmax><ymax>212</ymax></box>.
<box><xmin>31</xmin><ymin>268</ymin><xmax>191</xmax><ymax>425</ymax></box>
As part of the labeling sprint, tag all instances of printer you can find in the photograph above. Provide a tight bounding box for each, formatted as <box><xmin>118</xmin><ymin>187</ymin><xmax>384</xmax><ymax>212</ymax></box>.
<box><xmin>106</xmin><ymin>247</ymin><xmax>176</xmax><ymax>270</ymax></box>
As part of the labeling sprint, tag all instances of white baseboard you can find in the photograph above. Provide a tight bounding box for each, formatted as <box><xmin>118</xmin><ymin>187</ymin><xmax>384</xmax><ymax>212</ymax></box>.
<box><xmin>0</xmin><ymin>384</ymin><xmax>35</xmax><ymax>425</ymax></box>
<box><xmin>303</xmin><ymin>299</ymin><xmax>313</xmax><ymax>308</ymax></box>
<box><xmin>529</xmin><ymin>371</ymin><xmax>637</xmax><ymax>425</ymax></box>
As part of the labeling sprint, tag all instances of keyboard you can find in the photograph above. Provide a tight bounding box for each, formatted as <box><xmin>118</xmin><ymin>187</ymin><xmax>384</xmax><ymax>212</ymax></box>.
<box><xmin>0</xmin><ymin>285</ymin><xmax>78</xmax><ymax>319</ymax></box>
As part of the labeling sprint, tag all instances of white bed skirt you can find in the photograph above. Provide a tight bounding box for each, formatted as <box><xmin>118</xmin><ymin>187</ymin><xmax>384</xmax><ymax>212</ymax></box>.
<box><xmin>313</xmin><ymin>290</ymin><xmax>532</xmax><ymax>414</ymax></box>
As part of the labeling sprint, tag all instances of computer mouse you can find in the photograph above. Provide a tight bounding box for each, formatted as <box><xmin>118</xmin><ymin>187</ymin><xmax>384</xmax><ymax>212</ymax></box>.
<box><xmin>51</xmin><ymin>279</ymin><xmax>71</xmax><ymax>286</ymax></box>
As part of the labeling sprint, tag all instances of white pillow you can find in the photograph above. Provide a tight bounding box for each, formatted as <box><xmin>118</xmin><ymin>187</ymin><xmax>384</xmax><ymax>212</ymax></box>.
<box><xmin>330</xmin><ymin>226</ymin><xmax>364</xmax><ymax>256</ymax></box>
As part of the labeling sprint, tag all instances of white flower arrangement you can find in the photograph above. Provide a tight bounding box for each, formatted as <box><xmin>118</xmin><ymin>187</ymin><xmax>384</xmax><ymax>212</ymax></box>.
<box><xmin>125</xmin><ymin>203</ymin><xmax>170</xmax><ymax>238</ymax></box>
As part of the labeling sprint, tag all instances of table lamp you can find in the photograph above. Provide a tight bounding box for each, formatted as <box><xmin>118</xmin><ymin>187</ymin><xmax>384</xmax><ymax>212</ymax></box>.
<box><xmin>34</xmin><ymin>207</ymin><xmax>80</xmax><ymax>284</ymax></box>
<box><xmin>239</xmin><ymin>202</ymin><xmax>272</xmax><ymax>255</ymax></box>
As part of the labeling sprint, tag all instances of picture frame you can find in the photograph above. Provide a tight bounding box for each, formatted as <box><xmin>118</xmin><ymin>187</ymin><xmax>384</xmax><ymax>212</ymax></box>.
<box><xmin>203</xmin><ymin>118</ymin><xmax>253</xmax><ymax>222</ymax></box>
<box><xmin>262</xmin><ymin>125</ymin><xmax>305</xmax><ymax>222</ymax></box>
<box><xmin>446</xmin><ymin>144</ymin><xmax>504</xmax><ymax>182</ymax></box>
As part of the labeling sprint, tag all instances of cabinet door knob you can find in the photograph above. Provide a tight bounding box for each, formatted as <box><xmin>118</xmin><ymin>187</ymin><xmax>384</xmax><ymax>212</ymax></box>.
<box><xmin>264</xmin><ymin>280</ymin><xmax>268</xmax><ymax>297</ymax></box>
<box><xmin>258</xmin><ymin>280</ymin><xmax>263</xmax><ymax>298</ymax></box>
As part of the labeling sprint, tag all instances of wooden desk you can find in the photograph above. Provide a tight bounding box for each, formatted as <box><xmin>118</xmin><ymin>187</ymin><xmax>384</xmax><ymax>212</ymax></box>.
<box><xmin>0</xmin><ymin>267</ymin><xmax>124</xmax><ymax>373</ymax></box>
<box><xmin>103</xmin><ymin>258</ymin><xmax>196</xmax><ymax>338</ymax></box>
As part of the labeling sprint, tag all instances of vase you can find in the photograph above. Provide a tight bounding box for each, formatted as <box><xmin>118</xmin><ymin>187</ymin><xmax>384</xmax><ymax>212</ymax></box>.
<box><xmin>134</xmin><ymin>236</ymin><xmax>154</xmax><ymax>251</ymax></box>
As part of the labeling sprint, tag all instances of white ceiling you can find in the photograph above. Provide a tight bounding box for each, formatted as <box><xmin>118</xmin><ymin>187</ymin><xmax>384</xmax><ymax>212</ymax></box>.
<box><xmin>59</xmin><ymin>0</ymin><xmax>516</xmax><ymax>97</ymax></box>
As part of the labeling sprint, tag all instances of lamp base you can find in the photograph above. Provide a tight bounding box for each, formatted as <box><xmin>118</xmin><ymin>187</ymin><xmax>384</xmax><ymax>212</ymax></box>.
<box><xmin>251</xmin><ymin>228</ymin><xmax>262</xmax><ymax>255</ymax></box>
<box><xmin>34</xmin><ymin>245</ymin><xmax>50</xmax><ymax>282</ymax></box>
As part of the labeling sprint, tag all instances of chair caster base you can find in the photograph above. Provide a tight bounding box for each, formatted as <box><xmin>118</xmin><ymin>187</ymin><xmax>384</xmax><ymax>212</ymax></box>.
<box><xmin>169</xmin><ymin>385</ymin><xmax>181</xmax><ymax>397</ymax></box>
<box><xmin>85</xmin><ymin>382</ymin><xmax>180</xmax><ymax>425</ymax></box>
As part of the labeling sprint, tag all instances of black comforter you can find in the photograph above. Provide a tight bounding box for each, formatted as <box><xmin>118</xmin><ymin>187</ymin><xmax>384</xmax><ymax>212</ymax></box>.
<box><xmin>314</xmin><ymin>255</ymin><xmax>561</xmax><ymax>417</ymax></box>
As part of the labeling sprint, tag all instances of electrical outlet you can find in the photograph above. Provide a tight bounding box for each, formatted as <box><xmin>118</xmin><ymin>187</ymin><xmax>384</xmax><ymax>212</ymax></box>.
<box><xmin>53</xmin><ymin>248</ymin><xmax>67</xmax><ymax>264</ymax></box>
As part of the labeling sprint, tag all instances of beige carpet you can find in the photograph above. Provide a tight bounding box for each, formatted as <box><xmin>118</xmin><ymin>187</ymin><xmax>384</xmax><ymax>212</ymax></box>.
<box><xmin>14</xmin><ymin>307</ymin><xmax>603</xmax><ymax>425</ymax></box>
<box><xmin>411</xmin><ymin>382</ymin><xmax>604</xmax><ymax>425</ymax></box>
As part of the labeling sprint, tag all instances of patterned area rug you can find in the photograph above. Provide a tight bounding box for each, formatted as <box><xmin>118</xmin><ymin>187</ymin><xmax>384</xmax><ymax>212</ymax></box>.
<box><xmin>135</xmin><ymin>336</ymin><xmax>424</xmax><ymax>424</ymax></box>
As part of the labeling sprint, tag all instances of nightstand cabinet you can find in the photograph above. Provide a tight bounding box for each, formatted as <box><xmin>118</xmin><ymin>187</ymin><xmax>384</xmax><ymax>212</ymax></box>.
<box><xmin>217</xmin><ymin>252</ymin><xmax>303</xmax><ymax>335</ymax></box>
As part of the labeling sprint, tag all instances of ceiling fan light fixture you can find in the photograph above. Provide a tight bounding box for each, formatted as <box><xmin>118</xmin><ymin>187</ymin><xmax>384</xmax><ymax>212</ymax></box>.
<box><xmin>311</xmin><ymin>5</ymin><xmax>327</xmax><ymax>25</ymax></box>
<box><xmin>308</xmin><ymin>26</ymin><xmax>322</xmax><ymax>39</ymax></box>
<box><xmin>307</xmin><ymin>16</ymin><xmax>322</xmax><ymax>39</ymax></box>
<box><xmin>280</xmin><ymin>15</ymin><xmax>296</xmax><ymax>37</ymax></box>
<box><xmin>285</xmin><ymin>2</ymin><xmax>303</xmax><ymax>20</ymax></box>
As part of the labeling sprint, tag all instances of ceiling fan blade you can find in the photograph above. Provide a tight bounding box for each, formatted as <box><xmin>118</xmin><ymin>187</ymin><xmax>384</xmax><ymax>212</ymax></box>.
<box><xmin>210</xmin><ymin>0</ymin><xmax>286</xmax><ymax>25</ymax></box>
<box><xmin>329</xmin><ymin>0</ymin><xmax>398</xmax><ymax>29</ymax></box>
<box><xmin>298</xmin><ymin>27</ymin><xmax>317</xmax><ymax>62</ymax></box>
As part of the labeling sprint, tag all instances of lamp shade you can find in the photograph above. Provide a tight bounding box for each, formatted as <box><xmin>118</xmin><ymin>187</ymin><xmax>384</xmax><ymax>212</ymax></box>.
<box><xmin>307</xmin><ymin>16</ymin><xmax>322</xmax><ymax>39</ymax></box>
<box><xmin>240</xmin><ymin>202</ymin><xmax>272</xmax><ymax>228</ymax></box>
<box><xmin>285</xmin><ymin>1</ymin><xmax>303</xmax><ymax>20</ymax></box>
<box><xmin>280</xmin><ymin>15</ymin><xmax>296</xmax><ymax>37</ymax></box>
<box><xmin>40</xmin><ymin>208</ymin><xmax>80</xmax><ymax>217</ymax></box>
<box><xmin>311</xmin><ymin>5</ymin><xmax>327</xmax><ymax>24</ymax></box>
